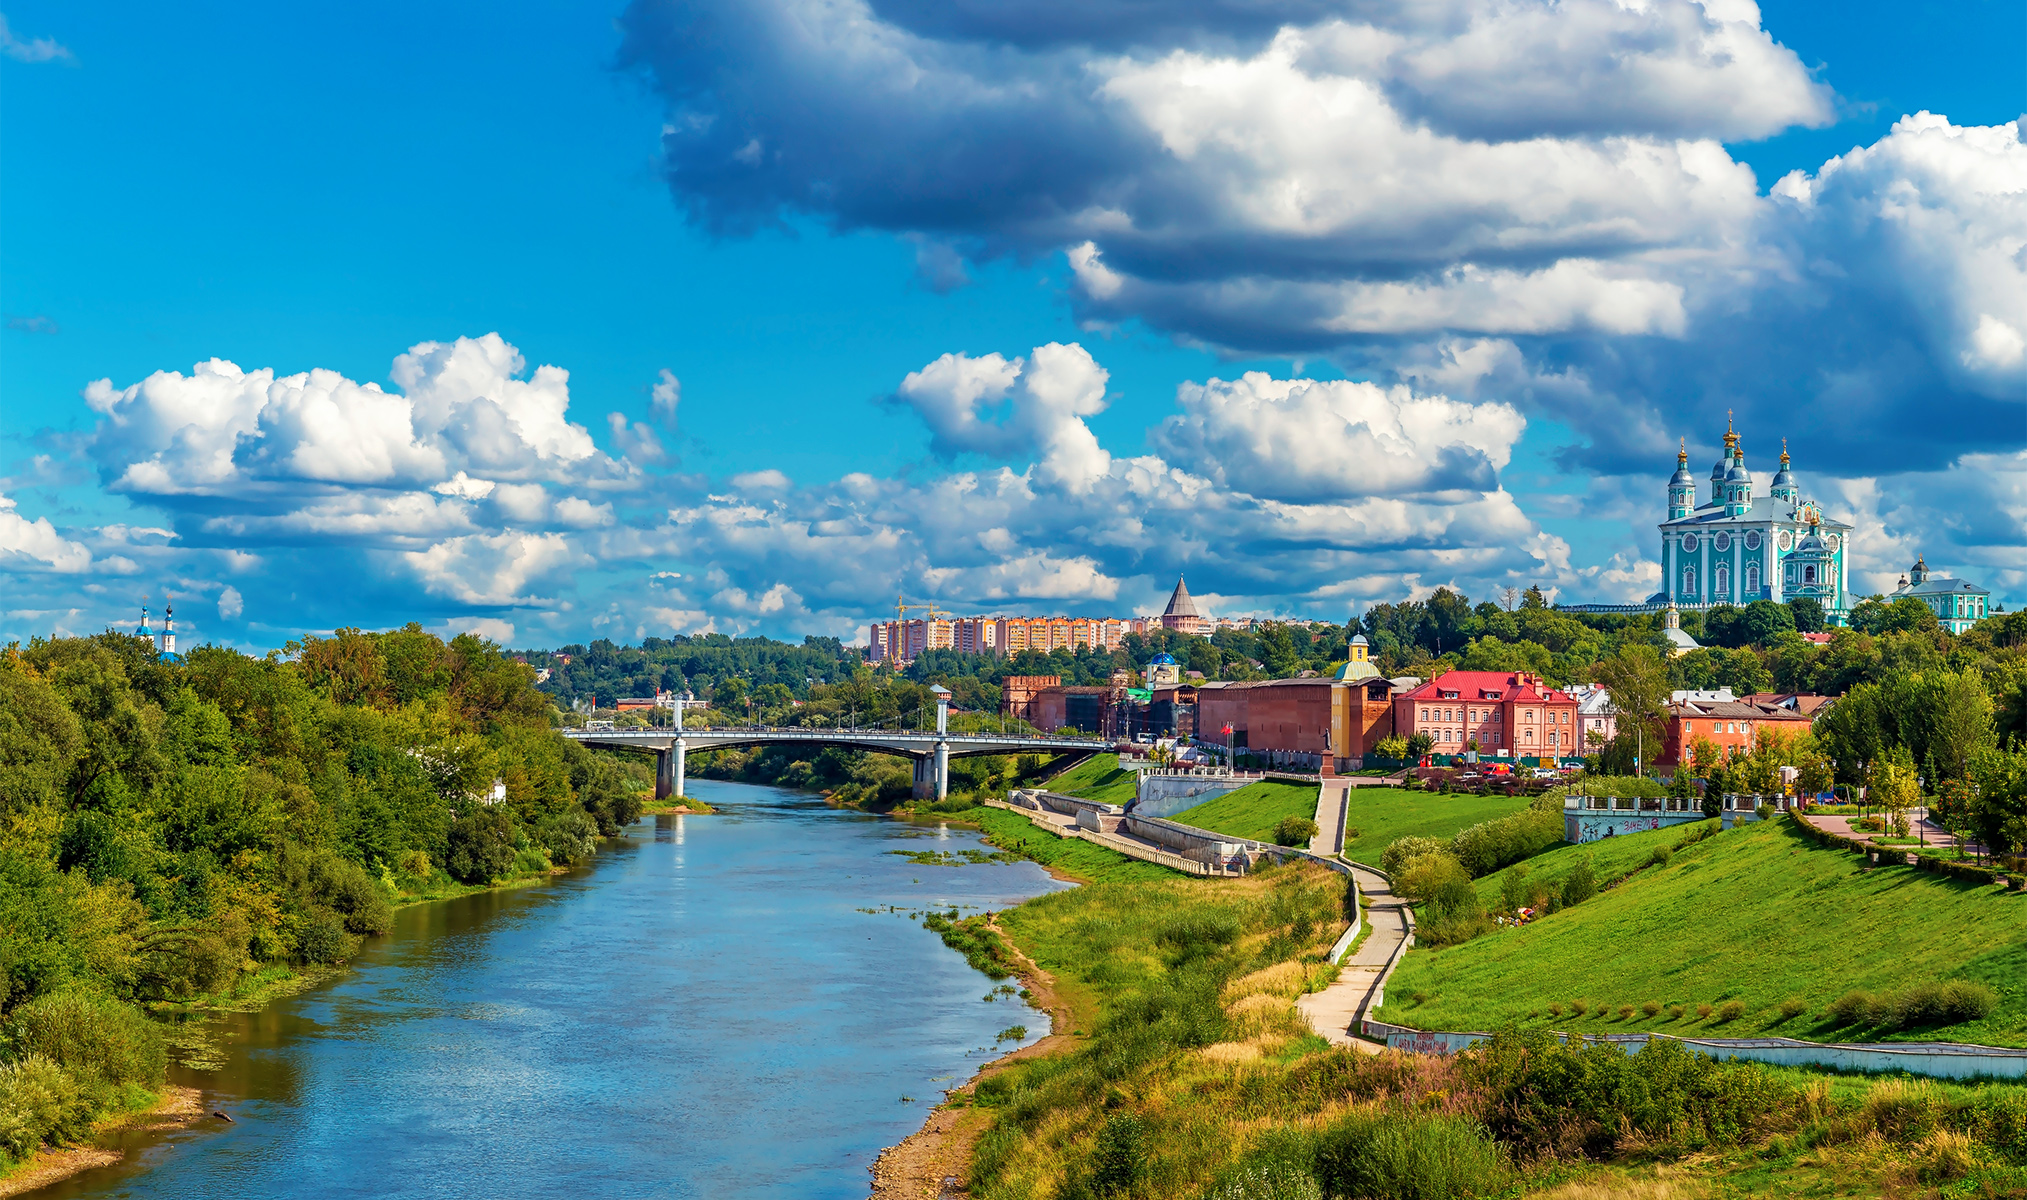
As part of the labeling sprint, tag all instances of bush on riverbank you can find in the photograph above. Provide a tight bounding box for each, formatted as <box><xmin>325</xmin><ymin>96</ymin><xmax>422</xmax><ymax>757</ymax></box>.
<box><xmin>0</xmin><ymin>988</ymin><xmax>166</xmax><ymax>1165</ymax></box>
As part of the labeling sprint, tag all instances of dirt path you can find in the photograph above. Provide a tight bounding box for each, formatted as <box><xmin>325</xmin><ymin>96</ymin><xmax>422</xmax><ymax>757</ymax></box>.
<box><xmin>870</xmin><ymin>918</ymin><xmax>1076</xmax><ymax>1199</ymax></box>
<box><xmin>0</xmin><ymin>1085</ymin><xmax>207</xmax><ymax>1199</ymax></box>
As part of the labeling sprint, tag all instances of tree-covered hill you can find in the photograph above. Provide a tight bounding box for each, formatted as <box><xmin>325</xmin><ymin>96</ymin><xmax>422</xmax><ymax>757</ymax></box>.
<box><xmin>0</xmin><ymin>625</ymin><xmax>645</xmax><ymax>1167</ymax></box>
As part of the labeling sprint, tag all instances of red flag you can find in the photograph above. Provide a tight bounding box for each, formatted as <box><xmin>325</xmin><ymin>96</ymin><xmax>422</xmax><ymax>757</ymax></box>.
<box><xmin>1222</xmin><ymin>724</ymin><xmax>1233</xmax><ymax>735</ymax></box>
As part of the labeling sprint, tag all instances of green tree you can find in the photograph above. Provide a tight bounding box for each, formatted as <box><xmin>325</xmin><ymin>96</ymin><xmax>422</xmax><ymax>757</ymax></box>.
<box><xmin>1926</xmin><ymin>668</ymin><xmax>1996</xmax><ymax>782</ymax></box>
<box><xmin>1788</xmin><ymin>596</ymin><xmax>1826</xmax><ymax>633</ymax></box>
<box><xmin>1739</xmin><ymin>599</ymin><xmax>1798</xmax><ymax>647</ymax></box>
<box><xmin>1591</xmin><ymin>644</ymin><xmax>1668</xmax><ymax>773</ymax></box>
<box><xmin>1426</xmin><ymin>588</ymin><xmax>1476</xmax><ymax>653</ymax></box>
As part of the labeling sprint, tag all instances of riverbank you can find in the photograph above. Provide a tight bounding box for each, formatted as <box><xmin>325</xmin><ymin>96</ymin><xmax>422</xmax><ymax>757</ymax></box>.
<box><xmin>869</xmin><ymin>916</ymin><xmax>1077</xmax><ymax>1199</ymax></box>
<box><xmin>0</xmin><ymin>1087</ymin><xmax>205</xmax><ymax>1199</ymax></box>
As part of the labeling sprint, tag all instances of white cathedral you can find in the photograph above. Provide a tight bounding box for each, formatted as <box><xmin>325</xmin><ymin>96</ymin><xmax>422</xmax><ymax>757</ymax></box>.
<box><xmin>1653</xmin><ymin>422</ymin><xmax>1853</xmax><ymax>623</ymax></box>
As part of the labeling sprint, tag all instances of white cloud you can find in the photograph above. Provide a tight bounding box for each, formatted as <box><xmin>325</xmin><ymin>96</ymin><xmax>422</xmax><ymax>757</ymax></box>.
<box><xmin>650</xmin><ymin>369</ymin><xmax>681</xmax><ymax>427</ymax></box>
<box><xmin>894</xmin><ymin>342</ymin><xmax>1112</xmax><ymax>491</ymax></box>
<box><xmin>430</xmin><ymin>616</ymin><xmax>517</xmax><ymax>644</ymax></box>
<box><xmin>402</xmin><ymin>530</ymin><xmax>581</xmax><ymax>606</ymax></box>
<box><xmin>0</xmin><ymin>494</ymin><xmax>91</xmax><ymax>573</ymax></box>
<box><xmin>217</xmin><ymin>586</ymin><xmax>244</xmax><ymax>621</ymax></box>
<box><xmin>0</xmin><ymin>15</ymin><xmax>72</xmax><ymax>63</ymax></box>
<box><xmin>84</xmin><ymin>334</ymin><xmax>617</xmax><ymax>501</ymax></box>
<box><xmin>1152</xmin><ymin>374</ymin><xmax>1527</xmax><ymax>502</ymax></box>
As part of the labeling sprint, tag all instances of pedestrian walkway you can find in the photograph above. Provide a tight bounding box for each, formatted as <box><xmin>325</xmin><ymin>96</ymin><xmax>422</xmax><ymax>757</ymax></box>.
<box><xmin>1308</xmin><ymin>778</ymin><xmax>1350</xmax><ymax>856</ymax></box>
<box><xmin>1296</xmin><ymin>861</ymin><xmax>1412</xmax><ymax>1052</ymax></box>
<box><xmin>1800</xmin><ymin>808</ymin><xmax>1982</xmax><ymax>856</ymax></box>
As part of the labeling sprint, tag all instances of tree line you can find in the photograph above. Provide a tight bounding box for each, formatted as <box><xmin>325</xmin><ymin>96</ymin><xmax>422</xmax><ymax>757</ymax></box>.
<box><xmin>0</xmin><ymin>627</ymin><xmax>640</xmax><ymax>1166</ymax></box>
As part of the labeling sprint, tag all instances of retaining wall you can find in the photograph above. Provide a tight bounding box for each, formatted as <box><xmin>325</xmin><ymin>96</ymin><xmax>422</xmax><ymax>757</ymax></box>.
<box><xmin>1354</xmin><ymin>1020</ymin><xmax>2027</xmax><ymax>1080</ymax></box>
<box><xmin>1134</xmin><ymin>771</ymin><xmax>1259</xmax><ymax>817</ymax></box>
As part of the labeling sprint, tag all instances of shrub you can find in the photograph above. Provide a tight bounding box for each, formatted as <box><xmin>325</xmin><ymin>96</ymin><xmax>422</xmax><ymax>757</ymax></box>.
<box><xmin>1467</xmin><ymin>1030</ymin><xmax>1791</xmax><ymax>1158</ymax></box>
<box><xmin>1203</xmin><ymin>1161</ymin><xmax>1323</xmax><ymax>1200</ymax></box>
<box><xmin>1546</xmin><ymin>1002</ymin><xmax>1564</xmax><ymax>1018</ymax></box>
<box><xmin>304</xmin><ymin>852</ymin><xmax>393</xmax><ymax>936</ymax></box>
<box><xmin>1646</xmin><ymin>845</ymin><xmax>1673</xmax><ymax>868</ymax></box>
<box><xmin>1779</xmin><ymin>997</ymin><xmax>1807</xmax><ymax>1020</ymax></box>
<box><xmin>1273</xmin><ymin>816</ymin><xmax>1321</xmax><ymax>847</ymax></box>
<box><xmin>1617</xmin><ymin>1004</ymin><xmax>1635</xmax><ymax>1021</ymax></box>
<box><xmin>1696</xmin><ymin>1003</ymin><xmax>1713</xmax><ymax>1020</ymax></box>
<box><xmin>1666</xmin><ymin>1004</ymin><xmax>1684</xmax><ymax>1021</ymax></box>
<box><xmin>297</xmin><ymin>909</ymin><xmax>350</xmax><ymax>964</ymax></box>
<box><xmin>1562</xmin><ymin>857</ymin><xmax>1599</xmax><ymax>906</ymax></box>
<box><xmin>0</xmin><ymin>1056</ymin><xmax>89</xmax><ymax>1159</ymax></box>
<box><xmin>1450</xmin><ymin>802</ymin><xmax>1563</xmax><ymax>877</ymax></box>
<box><xmin>1718</xmin><ymin>1000</ymin><xmax>1747</xmax><ymax>1023</ymax></box>
<box><xmin>1831</xmin><ymin>982</ymin><xmax>1997</xmax><ymax>1031</ymax></box>
<box><xmin>1642</xmin><ymin>1001</ymin><xmax>1661</xmax><ymax>1018</ymax></box>
<box><xmin>1382</xmin><ymin>836</ymin><xmax>1450</xmax><ymax>877</ymax></box>
<box><xmin>1314</xmin><ymin>1111</ymin><xmax>1508</xmax><ymax>1200</ymax></box>
<box><xmin>539</xmin><ymin>810</ymin><xmax>600</xmax><ymax>866</ymax></box>
<box><xmin>1571</xmin><ymin>998</ymin><xmax>1590</xmax><ymax>1016</ymax></box>
<box><xmin>1089</xmin><ymin>1114</ymin><xmax>1145</xmax><ymax>1194</ymax></box>
<box><xmin>6</xmin><ymin>989</ymin><xmax>166</xmax><ymax>1088</ymax></box>
<box><xmin>446</xmin><ymin>805</ymin><xmax>517</xmax><ymax>884</ymax></box>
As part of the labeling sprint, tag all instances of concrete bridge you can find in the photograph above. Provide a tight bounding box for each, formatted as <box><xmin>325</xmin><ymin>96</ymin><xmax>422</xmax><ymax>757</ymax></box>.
<box><xmin>563</xmin><ymin>686</ymin><xmax>1107</xmax><ymax>800</ymax></box>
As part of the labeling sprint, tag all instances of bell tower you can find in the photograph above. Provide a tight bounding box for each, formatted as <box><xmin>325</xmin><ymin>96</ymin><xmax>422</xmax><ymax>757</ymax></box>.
<box><xmin>1668</xmin><ymin>439</ymin><xmax>1694</xmax><ymax>518</ymax></box>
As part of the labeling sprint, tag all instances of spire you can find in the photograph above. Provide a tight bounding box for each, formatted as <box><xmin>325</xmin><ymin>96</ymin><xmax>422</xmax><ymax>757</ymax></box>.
<box><xmin>1780</xmin><ymin>438</ymin><xmax>1790</xmax><ymax>468</ymax></box>
<box><xmin>1723</xmin><ymin>410</ymin><xmax>1738</xmax><ymax>455</ymax></box>
<box><xmin>1162</xmin><ymin>575</ymin><xmax>1200</xmax><ymax>619</ymax></box>
<box><xmin>1678</xmin><ymin>438</ymin><xmax>1687</xmax><ymax>467</ymax></box>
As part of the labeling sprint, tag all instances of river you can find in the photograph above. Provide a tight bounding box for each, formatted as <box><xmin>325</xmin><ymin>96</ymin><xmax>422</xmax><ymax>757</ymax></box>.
<box><xmin>46</xmin><ymin>781</ymin><xmax>1070</xmax><ymax>1199</ymax></box>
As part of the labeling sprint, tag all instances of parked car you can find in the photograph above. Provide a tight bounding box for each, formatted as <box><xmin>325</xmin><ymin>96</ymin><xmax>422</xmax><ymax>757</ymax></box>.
<box><xmin>1530</xmin><ymin>767</ymin><xmax>1557</xmax><ymax>779</ymax></box>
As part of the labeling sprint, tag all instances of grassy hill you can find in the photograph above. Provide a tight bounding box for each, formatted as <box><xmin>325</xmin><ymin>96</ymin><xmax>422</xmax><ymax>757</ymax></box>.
<box><xmin>1042</xmin><ymin>754</ymin><xmax>1139</xmax><ymax>804</ymax></box>
<box><xmin>1469</xmin><ymin>818</ymin><xmax>1709</xmax><ymax>910</ymax></box>
<box><xmin>1340</xmin><ymin>787</ymin><xmax>1533</xmax><ymax>867</ymax></box>
<box><xmin>1380</xmin><ymin>816</ymin><xmax>2027</xmax><ymax>1045</ymax></box>
<box><xmin>1170</xmin><ymin>779</ymin><xmax>1319</xmax><ymax>842</ymax></box>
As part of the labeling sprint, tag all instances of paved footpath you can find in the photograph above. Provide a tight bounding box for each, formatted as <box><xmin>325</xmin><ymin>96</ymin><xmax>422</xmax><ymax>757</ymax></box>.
<box><xmin>1308</xmin><ymin>778</ymin><xmax>1351</xmax><ymax>856</ymax></box>
<box><xmin>1296</xmin><ymin>860</ymin><xmax>1409</xmax><ymax>1052</ymax></box>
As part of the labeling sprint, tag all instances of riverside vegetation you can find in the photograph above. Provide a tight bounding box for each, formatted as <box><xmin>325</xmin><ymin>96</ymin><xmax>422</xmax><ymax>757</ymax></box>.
<box><xmin>0</xmin><ymin>628</ymin><xmax>641</xmax><ymax>1174</ymax></box>
<box><xmin>923</xmin><ymin>798</ymin><xmax>2027</xmax><ymax>1198</ymax></box>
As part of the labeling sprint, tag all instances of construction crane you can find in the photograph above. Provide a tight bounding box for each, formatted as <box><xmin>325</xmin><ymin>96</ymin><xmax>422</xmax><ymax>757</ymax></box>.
<box><xmin>895</xmin><ymin>593</ymin><xmax>951</xmax><ymax>623</ymax></box>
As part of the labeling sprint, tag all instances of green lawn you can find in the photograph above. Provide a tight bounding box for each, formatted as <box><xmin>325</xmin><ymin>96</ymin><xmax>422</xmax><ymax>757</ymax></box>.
<box><xmin>1170</xmin><ymin>779</ymin><xmax>1320</xmax><ymax>842</ymax></box>
<box><xmin>970</xmin><ymin>806</ymin><xmax>1174</xmax><ymax>884</ymax></box>
<box><xmin>1380</xmin><ymin>816</ymin><xmax>2027</xmax><ymax>1045</ymax></box>
<box><xmin>1042</xmin><ymin>754</ymin><xmax>1140</xmax><ymax>805</ymax></box>
<box><xmin>1469</xmin><ymin>819</ymin><xmax>1711</xmax><ymax>910</ymax></box>
<box><xmin>1339</xmin><ymin>788</ymin><xmax>1533</xmax><ymax>867</ymax></box>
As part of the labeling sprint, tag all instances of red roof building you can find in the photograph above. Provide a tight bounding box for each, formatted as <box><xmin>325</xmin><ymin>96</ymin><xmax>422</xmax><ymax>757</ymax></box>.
<box><xmin>1392</xmin><ymin>671</ymin><xmax>1580</xmax><ymax>757</ymax></box>
<box><xmin>1660</xmin><ymin>698</ymin><xmax>1814</xmax><ymax>767</ymax></box>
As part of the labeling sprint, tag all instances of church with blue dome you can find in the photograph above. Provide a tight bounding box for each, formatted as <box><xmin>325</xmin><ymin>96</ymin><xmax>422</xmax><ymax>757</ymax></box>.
<box><xmin>1654</xmin><ymin>421</ymin><xmax>1854</xmax><ymax>624</ymax></box>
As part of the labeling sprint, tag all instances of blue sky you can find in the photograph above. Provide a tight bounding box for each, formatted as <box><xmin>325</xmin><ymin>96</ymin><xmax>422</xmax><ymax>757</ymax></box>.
<box><xmin>2</xmin><ymin>0</ymin><xmax>2022</xmax><ymax>650</ymax></box>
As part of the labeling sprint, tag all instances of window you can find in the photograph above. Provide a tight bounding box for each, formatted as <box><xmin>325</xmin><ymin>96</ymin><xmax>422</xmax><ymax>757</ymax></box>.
<box><xmin>1715</xmin><ymin>532</ymin><xmax>1731</xmax><ymax>552</ymax></box>
<box><xmin>1524</xmin><ymin>729</ymin><xmax>1534</xmax><ymax>742</ymax></box>
<box><xmin>1803</xmin><ymin>566</ymin><xmax>1816</xmax><ymax>584</ymax></box>
<box><xmin>1682</xmin><ymin>533</ymin><xmax>1698</xmax><ymax>552</ymax></box>
<box><xmin>1684</xmin><ymin>721</ymin><xmax>1694</xmax><ymax>733</ymax></box>
<box><xmin>1493</xmin><ymin>710</ymin><xmax>1502</xmax><ymax>723</ymax></box>
<box><xmin>1745</xmin><ymin>531</ymin><xmax>1761</xmax><ymax>550</ymax></box>
<box><xmin>1715</xmin><ymin>566</ymin><xmax>1730</xmax><ymax>594</ymax></box>
<box><xmin>1682</xmin><ymin>567</ymin><xmax>1697</xmax><ymax>594</ymax></box>
<box><xmin>1420</xmin><ymin>708</ymin><xmax>1428</xmax><ymax>721</ymax></box>
<box><xmin>1746</xmin><ymin>565</ymin><xmax>1760</xmax><ymax>594</ymax></box>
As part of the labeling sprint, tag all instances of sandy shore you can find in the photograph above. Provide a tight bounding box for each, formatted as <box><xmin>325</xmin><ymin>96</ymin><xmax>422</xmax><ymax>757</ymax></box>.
<box><xmin>869</xmin><ymin>917</ymin><xmax>1076</xmax><ymax>1200</ymax></box>
<box><xmin>0</xmin><ymin>1085</ymin><xmax>209</xmax><ymax>1199</ymax></box>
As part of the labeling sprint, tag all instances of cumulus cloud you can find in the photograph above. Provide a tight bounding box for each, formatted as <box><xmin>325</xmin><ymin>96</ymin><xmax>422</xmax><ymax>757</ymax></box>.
<box><xmin>893</xmin><ymin>342</ymin><xmax>1112</xmax><ymax>490</ymax></box>
<box><xmin>617</xmin><ymin>0</ymin><xmax>2021</xmax><ymax>480</ymax></box>
<box><xmin>402</xmin><ymin>530</ymin><xmax>582</xmax><ymax>606</ymax></box>
<box><xmin>1152</xmin><ymin>374</ymin><xmax>1525</xmax><ymax>502</ymax></box>
<box><xmin>217</xmin><ymin>586</ymin><xmax>244</xmax><ymax>621</ymax></box>
<box><xmin>0</xmin><ymin>494</ymin><xmax>92</xmax><ymax>573</ymax></box>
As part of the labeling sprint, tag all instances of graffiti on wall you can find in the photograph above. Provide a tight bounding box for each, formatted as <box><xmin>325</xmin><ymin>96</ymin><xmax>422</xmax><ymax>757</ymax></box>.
<box><xmin>1576</xmin><ymin>817</ymin><xmax>1664</xmax><ymax>843</ymax></box>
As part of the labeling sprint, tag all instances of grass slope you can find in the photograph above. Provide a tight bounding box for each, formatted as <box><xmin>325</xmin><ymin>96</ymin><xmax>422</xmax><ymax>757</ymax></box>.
<box><xmin>1469</xmin><ymin>818</ymin><xmax>1709</xmax><ymax>910</ymax></box>
<box><xmin>971</xmin><ymin>806</ymin><xmax>1173</xmax><ymax>884</ymax></box>
<box><xmin>1339</xmin><ymin>787</ymin><xmax>1533</xmax><ymax>867</ymax></box>
<box><xmin>1043</xmin><ymin>754</ymin><xmax>1139</xmax><ymax>805</ymax></box>
<box><xmin>1381</xmin><ymin>816</ymin><xmax>2027</xmax><ymax>1044</ymax></box>
<box><xmin>1171</xmin><ymin>779</ymin><xmax>1319</xmax><ymax>842</ymax></box>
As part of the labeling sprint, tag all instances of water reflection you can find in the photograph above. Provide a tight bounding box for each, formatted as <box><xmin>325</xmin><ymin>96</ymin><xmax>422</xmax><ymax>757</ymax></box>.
<box><xmin>48</xmin><ymin>782</ymin><xmax>1068</xmax><ymax>1200</ymax></box>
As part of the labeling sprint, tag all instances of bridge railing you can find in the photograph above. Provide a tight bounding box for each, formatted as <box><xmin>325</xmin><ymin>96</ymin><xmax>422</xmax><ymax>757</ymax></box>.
<box><xmin>559</xmin><ymin>725</ymin><xmax>1108</xmax><ymax>747</ymax></box>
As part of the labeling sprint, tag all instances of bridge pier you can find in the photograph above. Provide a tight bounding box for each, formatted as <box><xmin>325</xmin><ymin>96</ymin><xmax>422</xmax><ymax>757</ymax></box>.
<box><xmin>935</xmin><ymin>740</ymin><xmax>949</xmax><ymax>801</ymax></box>
<box><xmin>655</xmin><ymin>738</ymin><xmax>687</xmax><ymax>801</ymax></box>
